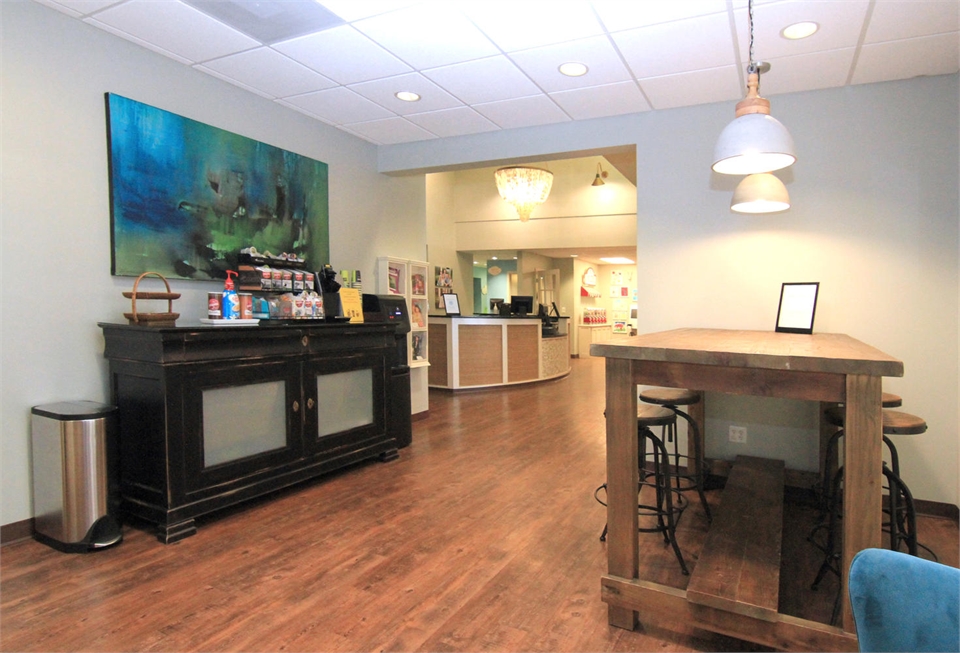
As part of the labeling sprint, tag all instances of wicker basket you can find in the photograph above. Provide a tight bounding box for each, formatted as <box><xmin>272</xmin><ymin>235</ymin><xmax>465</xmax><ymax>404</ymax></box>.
<box><xmin>123</xmin><ymin>271</ymin><xmax>180</xmax><ymax>326</ymax></box>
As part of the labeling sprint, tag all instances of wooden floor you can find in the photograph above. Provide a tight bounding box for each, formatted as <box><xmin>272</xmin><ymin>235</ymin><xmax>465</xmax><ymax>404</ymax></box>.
<box><xmin>2</xmin><ymin>357</ymin><xmax>957</xmax><ymax>652</ymax></box>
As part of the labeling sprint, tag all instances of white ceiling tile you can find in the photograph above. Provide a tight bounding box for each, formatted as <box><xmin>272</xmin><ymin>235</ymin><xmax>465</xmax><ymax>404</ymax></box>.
<box><xmin>423</xmin><ymin>56</ymin><xmax>541</xmax><ymax>105</ymax></box>
<box><xmin>200</xmin><ymin>48</ymin><xmax>336</xmax><ymax>98</ymax></box>
<box><xmin>461</xmin><ymin>0</ymin><xmax>605</xmax><ymax>52</ymax></box>
<box><xmin>734</xmin><ymin>0</ymin><xmax>869</xmax><ymax>62</ymax></box>
<box><xmin>273</xmin><ymin>25</ymin><xmax>411</xmax><ymax>85</ymax></box>
<box><xmin>640</xmin><ymin>66</ymin><xmax>742</xmax><ymax>110</ymax></box>
<box><xmin>32</xmin><ymin>0</ymin><xmax>120</xmax><ymax>18</ymax></box>
<box><xmin>473</xmin><ymin>95</ymin><xmax>572</xmax><ymax>130</ymax></box>
<box><xmin>614</xmin><ymin>12</ymin><xmax>736</xmax><ymax>79</ymax></box>
<box><xmin>852</xmin><ymin>32</ymin><xmax>960</xmax><ymax>86</ymax></box>
<box><xmin>866</xmin><ymin>0</ymin><xmax>960</xmax><ymax>44</ymax></box>
<box><xmin>283</xmin><ymin>87</ymin><xmax>396</xmax><ymax>124</ymax></box>
<box><xmin>756</xmin><ymin>49</ymin><xmax>856</xmax><ymax>96</ymax></box>
<box><xmin>348</xmin><ymin>73</ymin><xmax>463</xmax><ymax>115</ymax></box>
<box><xmin>345</xmin><ymin>117</ymin><xmax>438</xmax><ymax>145</ymax></box>
<box><xmin>405</xmin><ymin>107</ymin><xmax>500</xmax><ymax>138</ymax></box>
<box><xmin>510</xmin><ymin>35</ymin><xmax>634</xmax><ymax>92</ymax></box>
<box><xmin>318</xmin><ymin>0</ymin><xmax>417</xmax><ymax>23</ymax></box>
<box><xmin>549</xmin><ymin>81</ymin><xmax>651</xmax><ymax>120</ymax></box>
<box><xmin>85</xmin><ymin>0</ymin><xmax>260</xmax><ymax>63</ymax></box>
<box><xmin>592</xmin><ymin>0</ymin><xmax>729</xmax><ymax>32</ymax></box>
<box><xmin>352</xmin><ymin>3</ymin><xmax>500</xmax><ymax>70</ymax></box>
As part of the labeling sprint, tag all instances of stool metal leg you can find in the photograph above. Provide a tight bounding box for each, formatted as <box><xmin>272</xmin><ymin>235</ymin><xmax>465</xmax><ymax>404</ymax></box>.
<box><xmin>671</xmin><ymin>406</ymin><xmax>712</xmax><ymax>523</ymax></box>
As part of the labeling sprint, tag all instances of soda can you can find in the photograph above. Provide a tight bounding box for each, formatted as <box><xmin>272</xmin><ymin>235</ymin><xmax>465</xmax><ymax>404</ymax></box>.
<box><xmin>207</xmin><ymin>292</ymin><xmax>221</xmax><ymax>319</ymax></box>
<box><xmin>238</xmin><ymin>293</ymin><xmax>253</xmax><ymax>319</ymax></box>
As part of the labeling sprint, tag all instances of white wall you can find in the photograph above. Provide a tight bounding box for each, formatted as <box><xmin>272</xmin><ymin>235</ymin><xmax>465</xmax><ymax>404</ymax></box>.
<box><xmin>390</xmin><ymin>75</ymin><xmax>960</xmax><ymax>507</ymax></box>
<box><xmin>1</xmin><ymin>0</ymin><xmax>425</xmax><ymax>526</ymax></box>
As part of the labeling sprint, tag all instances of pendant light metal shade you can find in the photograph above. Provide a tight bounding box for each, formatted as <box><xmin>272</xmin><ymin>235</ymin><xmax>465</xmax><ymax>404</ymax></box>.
<box><xmin>713</xmin><ymin>113</ymin><xmax>796</xmax><ymax>175</ymax></box>
<box><xmin>730</xmin><ymin>173</ymin><xmax>790</xmax><ymax>213</ymax></box>
<box><xmin>494</xmin><ymin>166</ymin><xmax>553</xmax><ymax>222</ymax></box>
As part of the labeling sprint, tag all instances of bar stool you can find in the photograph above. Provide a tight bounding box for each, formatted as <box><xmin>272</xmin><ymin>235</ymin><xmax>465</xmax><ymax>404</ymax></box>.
<box><xmin>814</xmin><ymin>392</ymin><xmax>903</xmax><ymax>515</ymax></box>
<box><xmin>810</xmin><ymin>406</ymin><xmax>929</xmax><ymax>623</ymax></box>
<box><xmin>595</xmin><ymin>405</ymin><xmax>690</xmax><ymax>575</ymax></box>
<box><xmin>811</xmin><ymin>462</ymin><xmax>918</xmax><ymax>625</ymax></box>
<box><xmin>638</xmin><ymin>388</ymin><xmax>712</xmax><ymax>523</ymax></box>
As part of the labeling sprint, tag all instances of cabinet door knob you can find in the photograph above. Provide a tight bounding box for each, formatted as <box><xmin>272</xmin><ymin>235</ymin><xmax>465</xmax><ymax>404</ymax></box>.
<box><xmin>307</xmin><ymin>398</ymin><xmax>315</xmax><ymax>410</ymax></box>
<box><xmin>301</xmin><ymin>335</ymin><xmax>309</xmax><ymax>347</ymax></box>
<box><xmin>292</xmin><ymin>400</ymin><xmax>300</xmax><ymax>413</ymax></box>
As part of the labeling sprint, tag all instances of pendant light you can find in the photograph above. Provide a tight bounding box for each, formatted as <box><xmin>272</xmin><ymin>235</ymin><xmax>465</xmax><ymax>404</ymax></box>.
<box><xmin>730</xmin><ymin>173</ymin><xmax>790</xmax><ymax>213</ymax></box>
<box><xmin>494</xmin><ymin>166</ymin><xmax>554</xmax><ymax>222</ymax></box>
<box><xmin>712</xmin><ymin>0</ymin><xmax>796</xmax><ymax>175</ymax></box>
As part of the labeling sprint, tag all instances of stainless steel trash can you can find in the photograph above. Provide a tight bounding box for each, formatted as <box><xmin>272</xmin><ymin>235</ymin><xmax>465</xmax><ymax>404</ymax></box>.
<box><xmin>31</xmin><ymin>401</ymin><xmax>122</xmax><ymax>552</ymax></box>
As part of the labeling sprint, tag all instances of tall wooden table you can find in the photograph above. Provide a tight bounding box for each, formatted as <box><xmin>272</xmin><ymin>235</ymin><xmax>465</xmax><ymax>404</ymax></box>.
<box><xmin>591</xmin><ymin>328</ymin><xmax>903</xmax><ymax>651</ymax></box>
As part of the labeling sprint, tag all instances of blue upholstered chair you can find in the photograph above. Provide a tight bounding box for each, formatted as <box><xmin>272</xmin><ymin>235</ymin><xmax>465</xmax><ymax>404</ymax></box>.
<box><xmin>849</xmin><ymin>548</ymin><xmax>960</xmax><ymax>652</ymax></box>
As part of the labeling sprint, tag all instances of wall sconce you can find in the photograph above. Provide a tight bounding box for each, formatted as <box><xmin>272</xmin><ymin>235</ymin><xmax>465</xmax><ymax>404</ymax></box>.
<box><xmin>494</xmin><ymin>166</ymin><xmax>554</xmax><ymax>222</ymax></box>
<box><xmin>592</xmin><ymin>162</ymin><xmax>608</xmax><ymax>186</ymax></box>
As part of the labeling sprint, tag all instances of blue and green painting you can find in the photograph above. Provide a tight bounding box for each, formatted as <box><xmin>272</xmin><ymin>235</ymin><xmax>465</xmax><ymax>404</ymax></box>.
<box><xmin>106</xmin><ymin>93</ymin><xmax>329</xmax><ymax>280</ymax></box>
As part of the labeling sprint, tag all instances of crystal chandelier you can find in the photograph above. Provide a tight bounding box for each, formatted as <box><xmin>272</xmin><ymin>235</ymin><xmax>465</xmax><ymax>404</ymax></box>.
<box><xmin>494</xmin><ymin>166</ymin><xmax>554</xmax><ymax>222</ymax></box>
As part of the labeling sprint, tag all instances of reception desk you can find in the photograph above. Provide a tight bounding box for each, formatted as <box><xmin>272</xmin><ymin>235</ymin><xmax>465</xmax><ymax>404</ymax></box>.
<box><xmin>428</xmin><ymin>316</ymin><xmax>570</xmax><ymax>390</ymax></box>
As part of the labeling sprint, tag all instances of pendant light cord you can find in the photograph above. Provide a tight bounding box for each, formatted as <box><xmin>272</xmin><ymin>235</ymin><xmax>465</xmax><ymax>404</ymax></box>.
<box><xmin>747</xmin><ymin>0</ymin><xmax>757</xmax><ymax>75</ymax></box>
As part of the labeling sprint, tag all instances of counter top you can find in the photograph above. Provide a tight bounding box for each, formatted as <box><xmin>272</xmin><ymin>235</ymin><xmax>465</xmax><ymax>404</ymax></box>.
<box><xmin>591</xmin><ymin>327</ymin><xmax>903</xmax><ymax>377</ymax></box>
<box><xmin>430</xmin><ymin>314</ymin><xmax>569</xmax><ymax>320</ymax></box>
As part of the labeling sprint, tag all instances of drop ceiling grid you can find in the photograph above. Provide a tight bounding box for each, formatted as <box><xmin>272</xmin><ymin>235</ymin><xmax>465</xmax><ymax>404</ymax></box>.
<box><xmin>32</xmin><ymin>0</ymin><xmax>960</xmax><ymax>145</ymax></box>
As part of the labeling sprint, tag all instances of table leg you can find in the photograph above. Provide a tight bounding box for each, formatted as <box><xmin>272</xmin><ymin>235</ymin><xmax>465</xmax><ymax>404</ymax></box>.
<box><xmin>605</xmin><ymin>358</ymin><xmax>638</xmax><ymax>630</ymax></box>
<box><xmin>841</xmin><ymin>374</ymin><xmax>883</xmax><ymax>633</ymax></box>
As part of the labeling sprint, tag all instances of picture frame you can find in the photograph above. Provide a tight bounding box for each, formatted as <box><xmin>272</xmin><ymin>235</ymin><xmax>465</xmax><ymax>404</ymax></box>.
<box><xmin>442</xmin><ymin>293</ymin><xmax>461</xmax><ymax>316</ymax></box>
<box><xmin>775</xmin><ymin>282</ymin><xmax>820</xmax><ymax>334</ymax></box>
<box><xmin>105</xmin><ymin>93</ymin><xmax>329</xmax><ymax>280</ymax></box>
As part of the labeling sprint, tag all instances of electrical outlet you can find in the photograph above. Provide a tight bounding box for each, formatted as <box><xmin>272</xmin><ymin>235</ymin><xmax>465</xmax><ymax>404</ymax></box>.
<box><xmin>729</xmin><ymin>425</ymin><xmax>748</xmax><ymax>444</ymax></box>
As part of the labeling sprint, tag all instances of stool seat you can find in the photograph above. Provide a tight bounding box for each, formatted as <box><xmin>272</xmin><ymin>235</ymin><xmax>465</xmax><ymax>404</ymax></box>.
<box><xmin>881</xmin><ymin>410</ymin><xmax>927</xmax><ymax>435</ymax></box>
<box><xmin>882</xmin><ymin>392</ymin><xmax>903</xmax><ymax>408</ymax></box>
<box><xmin>824</xmin><ymin>407</ymin><xmax>927</xmax><ymax>435</ymax></box>
<box><xmin>637</xmin><ymin>404</ymin><xmax>677</xmax><ymax>427</ymax></box>
<box><xmin>639</xmin><ymin>388</ymin><xmax>700</xmax><ymax>406</ymax></box>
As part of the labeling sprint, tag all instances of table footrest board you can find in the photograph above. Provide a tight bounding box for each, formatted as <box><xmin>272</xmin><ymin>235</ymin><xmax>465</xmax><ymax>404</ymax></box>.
<box><xmin>687</xmin><ymin>455</ymin><xmax>785</xmax><ymax>621</ymax></box>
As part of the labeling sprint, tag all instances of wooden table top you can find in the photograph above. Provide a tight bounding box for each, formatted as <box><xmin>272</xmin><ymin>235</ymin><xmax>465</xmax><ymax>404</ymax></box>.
<box><xmin>590</xmin><ymin>328</ymin><xmax>903</xmax><ymax>378</ymax></box>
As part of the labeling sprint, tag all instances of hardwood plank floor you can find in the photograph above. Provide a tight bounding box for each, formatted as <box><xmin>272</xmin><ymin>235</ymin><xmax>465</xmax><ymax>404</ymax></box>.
<box><xmin>2</xmin><ymin>357</ymin><xmax>957</xmax><ymax>652</ymax></box>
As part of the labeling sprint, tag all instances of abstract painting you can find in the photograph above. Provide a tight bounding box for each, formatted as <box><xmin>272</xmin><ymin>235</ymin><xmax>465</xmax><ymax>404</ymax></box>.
<box><xmin>106</xmin><ymin>93</ymin><xmax>329</xmax><ymax>280</ymax></box>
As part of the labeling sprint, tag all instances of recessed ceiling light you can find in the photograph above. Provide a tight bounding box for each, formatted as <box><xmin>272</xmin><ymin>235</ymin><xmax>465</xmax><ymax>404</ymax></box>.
<box><xmin>491</xmin><ymin>256</ymin><xmax>498</xmax><ymax>260</ymax></box>
<box><xmin>781</xmin><ymin>21</ymin><xmax>819</xmax><ymax>40</ymax></box>
<box><xmin>570</xmin><ymin>254</ymin><xmax>578</xmax><ymax>258</ymax></box>
<box><xmin>600</xmin><ymin>257</ymin><xmax>635</xmax><ymax>265</ymax></box>
<box><xmin>559</xmin><ymin>62</ymin><xmax>588</xmax><ymax>77</ymax></box>
<box><xmin>395</xmin><ymin>91</ymin><xmax>421</xmax><ymax>102</ymax></box>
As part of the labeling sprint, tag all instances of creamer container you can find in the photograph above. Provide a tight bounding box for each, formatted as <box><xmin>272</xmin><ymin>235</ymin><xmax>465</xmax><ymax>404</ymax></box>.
<box><xmin>207</xmin><ymin>292</ymin><xmax>221</xmax><ymax>319</ymax></box>
<box><xmin>222</xmin><ymin>270</ymin><xmax>239</xmax><ymax>320</ymax></box>
<box><xmin>238</xmin><ymin>293</ymin><xmax>252</xmax><ymax>319</ymax></box>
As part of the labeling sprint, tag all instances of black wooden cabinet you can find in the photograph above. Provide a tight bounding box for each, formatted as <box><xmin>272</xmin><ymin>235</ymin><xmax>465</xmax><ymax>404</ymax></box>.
<box><xmin>99</xmin><ymin>322</ymin><xmax>406</xmax><ymax>543</ymax></box>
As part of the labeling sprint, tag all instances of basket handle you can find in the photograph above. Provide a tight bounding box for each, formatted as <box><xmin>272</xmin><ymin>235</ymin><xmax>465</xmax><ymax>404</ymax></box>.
<box><xmin>130</xmin><ymin>271</ymin><xmax>173</xmax><ymax>323</ymax></box>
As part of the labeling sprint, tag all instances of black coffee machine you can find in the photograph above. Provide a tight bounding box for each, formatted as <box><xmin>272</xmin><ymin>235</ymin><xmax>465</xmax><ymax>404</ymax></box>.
<box><xmin>362</xmin><ymin>294</ymin><xmax>412</xmax><ymax>448</ymax></box>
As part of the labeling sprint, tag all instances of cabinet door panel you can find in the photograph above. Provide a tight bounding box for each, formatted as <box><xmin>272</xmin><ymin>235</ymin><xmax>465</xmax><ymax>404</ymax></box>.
<box><xmin>304</xmin><ymin>352</ymin><xmax>387</xmax><ymax>455</ymax></box>
<box><xmin>182</xmin><ymin>359</ymin><xmax>301</xmax><ymax>496</ymax></box>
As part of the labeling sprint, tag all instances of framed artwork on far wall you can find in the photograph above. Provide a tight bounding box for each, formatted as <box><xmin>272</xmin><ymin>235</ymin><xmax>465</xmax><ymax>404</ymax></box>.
<box><xmin>775</xmin><ymin>282</ymin><xmax>820</xmax><ymax>334</ymax></box>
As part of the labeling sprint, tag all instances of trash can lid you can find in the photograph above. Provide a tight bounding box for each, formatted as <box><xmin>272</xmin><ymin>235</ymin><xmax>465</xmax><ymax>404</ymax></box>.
<box><xmin>31</xmin><ymin>401</ymin><xmax>117</xmax><ymax>420</ymax></box>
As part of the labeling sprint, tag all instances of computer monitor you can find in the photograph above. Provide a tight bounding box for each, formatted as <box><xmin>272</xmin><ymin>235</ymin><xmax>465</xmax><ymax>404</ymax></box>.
<box><xmin>510</xmin><ymin>295</ymin><xmax>534</xmax><ymax>316</ymax></box>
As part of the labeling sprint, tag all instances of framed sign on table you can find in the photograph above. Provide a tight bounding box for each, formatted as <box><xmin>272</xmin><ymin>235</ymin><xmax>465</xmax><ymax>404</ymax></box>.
<box><xmin>775</xmin><ymin>282</ymin><xmax>820</xmax><ymax>334</ymax></box>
